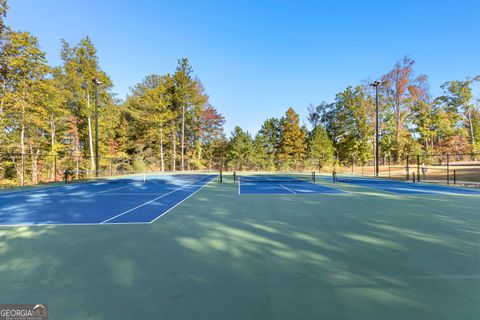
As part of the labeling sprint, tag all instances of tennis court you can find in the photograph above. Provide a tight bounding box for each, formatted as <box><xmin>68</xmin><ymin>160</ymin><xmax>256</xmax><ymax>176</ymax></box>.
<box><xmin>235</xmin><ymin>172</ymin><xmax>346</xmax><ymax>194</ymax></box>
<box><xmin>0</xmin><ymin>173</ymin><xmax>216</xmax><ymax>226</ymax></box>
<box><xmin>1</xmin><ymin>172</ymin><xmax>479</xmax><ymax>319</ymax></box>
<box><xmin>330</xmin><ymin>175</ymin><xmax>480</xmax><ymax>195</ymax></box>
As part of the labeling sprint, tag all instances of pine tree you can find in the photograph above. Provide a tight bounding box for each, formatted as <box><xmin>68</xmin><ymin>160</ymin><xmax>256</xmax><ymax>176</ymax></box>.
<box><xmin>256</xmin><ymin>118</ymin><xmax>280</xmax><ymax>169</ymax></box>
<box><xmin>226</xmin><ymin>127</ymin><xmax>254</xmax><ymax>170</ymax></box>
<box><xmin>277</xmin><ymin>108</ymin><xmax>306</xmax><ymax>169</ymax></box>
<box><xmin>308</xmin><ymin>125</ymin><xmax>334</xmax><ymax>169</ymax></box>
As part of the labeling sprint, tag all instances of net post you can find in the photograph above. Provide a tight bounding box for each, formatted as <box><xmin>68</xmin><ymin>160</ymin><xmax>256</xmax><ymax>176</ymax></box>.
<box><xmin>453</xmin><ymin>170</ymin><xmax>456</xmax><ymax>185</ymax></box>
<box><xmin>219</xmin><ymin>169</ymin><xmax>223</xmax><ymax>183</ymax></box>
<box><xmin>312</xmin><ymin>171</ymin><xmax>316</xmax><ymax>182</ymax></box>
<box><xmin>233</xmin><ymin>171</ymin><xmax>236</xmax><ymax>183</ymax></box>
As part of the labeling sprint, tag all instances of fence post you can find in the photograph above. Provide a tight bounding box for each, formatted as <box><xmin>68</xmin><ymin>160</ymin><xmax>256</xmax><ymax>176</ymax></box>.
<box><xmin>446</xmin><ymin>154</ymin><xmax>450</xmax><ymax>185</ymax></box>
<box><xmin>406</xmin><ymin>155</ymin><xmax>409</xmax><ymax>181</ymax></box>
<box><xmin>412</xmin><ymin>172</ymin><xmax>416</xmax><ymax>183</ymax></box>
<box><xmin>453</xmin><ymin>170</ymin><xmax>456</xmax><ymax>185</ymax></box>
<box><xmin>388</xmin><ymin>157</ymin><xmax>391</xmax><ymax>179</ymax></box>
<box><xmin>416</xmin><ymin>155</ymin><xmax>420</xmax><ymax>182</ymax></box>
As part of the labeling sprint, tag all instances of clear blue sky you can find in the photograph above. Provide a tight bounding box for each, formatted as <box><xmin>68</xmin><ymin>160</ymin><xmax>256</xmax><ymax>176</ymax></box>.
<box><xmin>6</xmin><ymin>0</ymin><xmax>480</xmax><ymax>135</ymax></box>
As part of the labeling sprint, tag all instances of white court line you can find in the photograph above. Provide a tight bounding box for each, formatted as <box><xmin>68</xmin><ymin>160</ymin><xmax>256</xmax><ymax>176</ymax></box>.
<box><xmin>0</xmin><ymin>221</ymin><xmax>151</xmax><ymax>227</ymax></box>
<box><xmin>92</xmin><ymin>185</ymin><xmax>133</xmax><ymax>194</ymax></box>
<box><xmin>90</xmin><ymin>193</ymin><xmax>167</xmax><ymax>196</ymax></box>
<box><xmin>100</xmin><ymin>175</ymin><xmax>212</xmax><ymax>224</ymax></box>
<box><xmin>318</xmin><ymin>274</ymin><xmax>480</xmax><ymax>281</ymax></box>
<box><xmin>279</xmin><ymin>183</ymin><xmax>297</xmax><ymax>194</ymax></box>
<box><xmin>374</xmin><ymin>275</ymin><xmax>480</xmax><ymax>280</ymax></box>
<box><xmin>1</xmin><ymin>180</ymin><xmax>134</xmax><ymax>197</ymax></box>
<box><xmin>238</xmin><ymin>176</ymin><xmax>241</xmax><ymax>195</ymax></box>
<box><xmin>149</xmin><ymin>176</ymin><xmax>215</xmax><ymax>224</ymax></box>
<box><xmin>377</xmin><ymin>187</ymin><xmax>480</xmax><ymax>196</ymax></box>
<box><xmin>0</xmin><ymin>184</ymin><xmax>69</xmax><ymax>196</ymax></box>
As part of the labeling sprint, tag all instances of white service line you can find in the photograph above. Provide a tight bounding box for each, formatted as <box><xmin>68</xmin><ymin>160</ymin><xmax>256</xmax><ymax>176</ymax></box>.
<box><xmin>279</xmin><ymin>183</ymin><xmax>296</xmax><ymax>194</ymax></box>
<box><xmin>149</xmin><ymin>176</ymin><xmax>215</xmax><ymax>224</ymax></box>
<box><xmin>100</xmin><ymin>176</ymin><xmax>212</xmax><ymax>224</ymax></box>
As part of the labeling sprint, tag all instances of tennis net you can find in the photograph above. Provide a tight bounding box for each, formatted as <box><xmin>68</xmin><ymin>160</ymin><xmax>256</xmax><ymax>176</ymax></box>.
<box><xmin>234</xmin><ymin>172</ymin><xmax>315</xmax><ymax>183</ymax></box>
<box><xmin>332</xmin><ymin>174</ymin><xmax>394</xmax><ymax>184</ymax></box>
<box><xmin>64</xmin><ymin>170</ymin><xmax>221</xmax><ymax>185</ymax></box>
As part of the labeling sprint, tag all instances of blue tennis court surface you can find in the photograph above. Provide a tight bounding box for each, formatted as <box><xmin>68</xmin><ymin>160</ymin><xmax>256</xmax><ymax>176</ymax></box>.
<box><xmin>239</xmin><ymin>179</ymin><xmax>345</xmax><ymax>195</ymax></box>
<box><xmin>0</xmin><ymin>174</ymin><xmax>215</xmax><ymax>226</ymax></box>
<box><xmin>329</xmin><ymin>176</ymin><xmax>480</xmax><ymax>195</ymax></box>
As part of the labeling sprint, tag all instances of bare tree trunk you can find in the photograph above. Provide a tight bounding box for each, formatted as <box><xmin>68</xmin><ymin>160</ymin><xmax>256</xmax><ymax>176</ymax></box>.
<box><xmin>181</xmin><ymin>104</ymin><xmax>185</xmax><ymax>171</ymax></box>
<box><xmin>30</xmin><ymin>146</ymin><xmax>39</xmax><ymax>184</ymax></box>
<box><xmin>76</xmin><ymin>157</ymin><xmax>79</xmax><ymax>179</ymax></box>
<box><xmin>0</xmin><ymin>82</ymin><xmax>4</xmax><ymax>146</ymax></box>
<box><xmin>73</xmin><ymin>117</ymin><xmax>81</xmax><ymax>179</ymax></box>
<box><xmin>21</xmin><ymin>119</ymin><xmax>25</xmax><ymax>186</ymax></box>
<box><xmin>10</xmin><ymin>153</ymin><xmax>22</xmax><ymax>180</ymax></box>
<box><xmin>468</xmin><ymin>110</ymin><xmax>475</xmax><ymax>150</ymax></box>
<box><xmin>160</xmin><ymin>126</ymin><xmax>164</xmax><ymax>172</ymax></box>
<box><xmin>87</xmin><ymin>91</ymin><xmax>95</xmax><ymax>174</ymax></box>
<box><xmin>20</xmin><ymin>100</ymin><xmax>26</xmax><ymax>186</ymax></box>
<box><xmin>172</xmin><ymin>125</ymin><xmax>176</xmax><ymax>171</ymax></box>
<box><xmin>51</xmin><ymin>112</ymin><xmax>56</xmax><ymax>180</ymax></box>
<box><xmin>395</xmin><ymin>107</ymin><xmax>400</xmax><ymax>163</ymax></box>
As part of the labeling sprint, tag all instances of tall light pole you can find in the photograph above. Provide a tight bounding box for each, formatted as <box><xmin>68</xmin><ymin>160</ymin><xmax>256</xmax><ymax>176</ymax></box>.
<box><xmin>371</xmin><ymin>80</ymin><xmax>381</xmax><ymax>177</ymax></box>
<box><xmin>93</xmin><ymin>78</ymin><xmax>102</xmax><ymax>177</ymax></box>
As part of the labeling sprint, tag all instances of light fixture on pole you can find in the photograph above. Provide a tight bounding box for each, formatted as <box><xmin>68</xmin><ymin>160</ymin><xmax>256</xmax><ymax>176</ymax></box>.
<box><xmin>371</xmin><ymin>80</ymin><xmax>381</xmax><ymax>177</ymax></box>
<box><xmin>92</xmin><ymin>78</ymin><xmax>102</xmax><ymax>177</ymax></box>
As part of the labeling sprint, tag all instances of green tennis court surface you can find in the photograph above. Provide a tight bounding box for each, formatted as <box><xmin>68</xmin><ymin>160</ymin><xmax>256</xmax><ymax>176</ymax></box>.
<box><xmin>1</xmin><ymin>175</ymin><xmax>479</xmax><ymax>319</ymax></box>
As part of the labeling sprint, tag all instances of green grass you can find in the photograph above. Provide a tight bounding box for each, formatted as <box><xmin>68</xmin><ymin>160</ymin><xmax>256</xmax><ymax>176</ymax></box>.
<box><xmin>0</xmin><ymin>178</ymin><xmax>479</xmax><ymax>319</ymax></box>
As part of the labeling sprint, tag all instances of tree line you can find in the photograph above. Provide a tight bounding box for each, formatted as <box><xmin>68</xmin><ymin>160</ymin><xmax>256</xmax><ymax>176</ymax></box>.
<box><xmin>225</xmin><ymin>57</ymin><xmax>480</xmax><ymax>171</ymax></box>
<box><xmin>0</xmin><ymin>2</ymin><xmax>225</xmax><ymax>186</ymax></box>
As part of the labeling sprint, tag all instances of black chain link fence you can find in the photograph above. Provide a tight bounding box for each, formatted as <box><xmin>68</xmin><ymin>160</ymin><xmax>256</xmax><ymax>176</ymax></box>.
<box><xmin>0</xmin><ymin>150</ymin><xmax>225</xmax><ymax>188</ymax></box>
